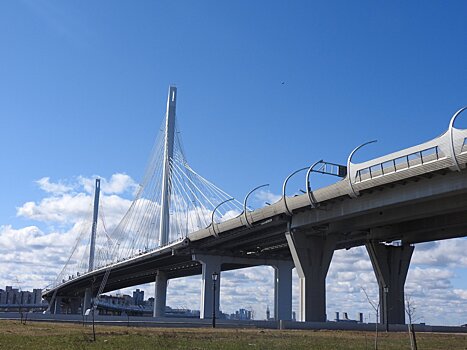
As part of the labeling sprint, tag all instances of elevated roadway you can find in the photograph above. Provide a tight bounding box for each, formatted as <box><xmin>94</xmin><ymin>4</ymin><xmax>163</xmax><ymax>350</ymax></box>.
<box><xmin>44</xmin><ymin>107</ymin><xmax>467</xmax><ymax>325</ymax></box>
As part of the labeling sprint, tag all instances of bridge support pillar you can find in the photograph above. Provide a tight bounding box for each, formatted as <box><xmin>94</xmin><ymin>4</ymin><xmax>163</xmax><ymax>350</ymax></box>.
<box><xmin>195</xmin><ymin>255</ymin><xmax>221</xmax><ymax>320</ymax></box>
<box><xmin>274</xmin><ymin>261</ymin><xmax>293</xmax><ymax>321</ymax></box>
<box><xmin>366</xmin><ymin>241</ymin><xmax>414</xmax><ymax>325</ymax></box>
<box><xmin>70</xmin><ymin>298</ymin><xmax>80</xmax><ymax>314</ymax></box>
<box><xmin>53</xmin><ymin>296</ymin><xmax>62</xmax><ymax>314</ymax></box>
<box><xmin>153</xmin><ymin>270</ymin><xmax>168</xmax><ymax>317</ymax></box>
<box><xmin>49</xmin><ymin>298</ymin><xmax>56</xmax><ymax>314</ymax></box>
<box><xmin>83</xmin><ymin>288</ymin><xmax>92</xmax><ymax>315</ymax></box>
<box><xmin>286</xmin><ymin>231</ymin><xmax>337</xmax><ymax>322</ymax></box>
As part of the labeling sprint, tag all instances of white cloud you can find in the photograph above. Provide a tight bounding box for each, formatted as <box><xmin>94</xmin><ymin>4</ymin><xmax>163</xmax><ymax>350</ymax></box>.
<box><xmin>17</xmin><ymin>174</ymin><xmax>135</xmax><ymax>225</ymax></box>
<box><xmin>0</xmin><ymin>224</ymin><xmax>79</xmax><ymax>289</ymax></box>
<box><xmin>408</xmin><ymin>267</ymin><xmax>454</xmax><ymax>285</ymax></box>
<box><xmin>251</xmin><ymin>190</ymin><xmax>281</xmax><ymax>208</ymax></box>
<box><xmin>103</xmin><ymin>173</ymin><xmax>139</xmax><ymax>195</ymax></box>
<box><xmin>79</xmin><ymin>173</ymin><xmax>138</xmax><ymax>195</ymax></box>
<box><xmin>17</xmin><ymin>193</ymin><xmax>92</xmax><ymax>224</ymax></box>
<box><xmin>453</xmin><ymin>289</ymin><xmax>467</xmax><ymax>300</ymax></box>
<box><xmin>36</xmin><ymin>177</ymin><xmax>74</xmax><ymax>194</ymax></box>
<box><xmin>412</xmin><ymin>240</ymin><xmax>467</xmax><ymax>267</ymax></box>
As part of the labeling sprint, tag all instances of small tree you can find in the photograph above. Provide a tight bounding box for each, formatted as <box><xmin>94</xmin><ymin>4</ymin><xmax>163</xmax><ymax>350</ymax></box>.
<box><xmin>361</xmin><ymin>287</ymin><xmax>380</xmax><ymax>350</ymax></box>
<box><xmin>14</xmin><ymin>278</ymin><xmax>26</xmax><ymax>325</ymax></box>
<box><xmin>405</xmin><ymin>296</ymin><xmax>418</xmax><ymax>350</ymax></box>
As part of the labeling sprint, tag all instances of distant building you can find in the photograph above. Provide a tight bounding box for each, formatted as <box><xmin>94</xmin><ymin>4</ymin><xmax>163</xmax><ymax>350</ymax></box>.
<box><xmin>99</xmin><ymin>293</ymin><xmax>132</xmax><ymax>307</ymax></box>
<box><xmin>229</xmin><ymin>308</ymin><xmax>252</xmax><ymax>320</ymax></box>
<box><xmin>133</xmin><ymin>289</ymin><xmax>144</xmax><ymax>306</ymax></box>
<box><xmin>0</xmin><ymin>286</ymin><xmax>45</xmax><ymax>311</ymax></box>
<box><xmin>0</xmin><ymin>286</ymin><xmax>43</xmax><ymax>305</ymax></box>
<box><xmin>98</xmin><ymin>293</ymin><xmax>136</xmax><ymax>316</ymax></box>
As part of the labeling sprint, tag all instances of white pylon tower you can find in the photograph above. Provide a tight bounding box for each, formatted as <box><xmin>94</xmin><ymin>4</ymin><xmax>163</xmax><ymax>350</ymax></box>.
<box><xmin>159</xmin><ymin>86</ymin><xmax>177</xmax><ymax>246</ymax></box>
<box><xmin>83</xmin><ymin>178</ymin><xmax>101</xmax><ymax>315</ymax></box>
<box><xmin>154</xmin><ymin>86</ymin><xmax>176</xmax><ymax>317</ymax></box>
<box><xmin>88</xmin><ymin>178</ymin><xmax>101</xmax><ymax>272</ymax></box>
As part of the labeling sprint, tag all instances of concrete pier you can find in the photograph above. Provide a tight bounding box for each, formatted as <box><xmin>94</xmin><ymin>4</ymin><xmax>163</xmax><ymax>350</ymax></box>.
<box><xmin>153</xmin><ymin>270</ymin><xmax>168</xmax><ymax>317</ymax></box>
<box><xmin>366</xmin><ymin>241</ymin><xmax>414</xmax><ymax>325</ymax></box>
<box><xmin>286</xmin><ymin>230</ymin><xmax>337</xmax><ymax>322</ymax></box>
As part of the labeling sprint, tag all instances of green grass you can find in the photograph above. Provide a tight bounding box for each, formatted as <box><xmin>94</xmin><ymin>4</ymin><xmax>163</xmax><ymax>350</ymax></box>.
<box><xmin>0</xmin><ymin>320</ymin><xmax>465</xmax><ymax>350</ymax></box>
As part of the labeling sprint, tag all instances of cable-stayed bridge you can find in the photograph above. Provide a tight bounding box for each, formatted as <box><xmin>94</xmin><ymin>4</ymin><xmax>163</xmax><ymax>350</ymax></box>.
<box><xmin>43</xmin><ymin>88</ymin><xmax>467</xmax><ymax>326</ymax></box>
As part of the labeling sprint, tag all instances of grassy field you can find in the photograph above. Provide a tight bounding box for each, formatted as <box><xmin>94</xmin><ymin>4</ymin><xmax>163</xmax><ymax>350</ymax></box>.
<box><xmin>0</xmin><ymin>320</ymin><xmax>465</xmax><ymax>350</ymax></box>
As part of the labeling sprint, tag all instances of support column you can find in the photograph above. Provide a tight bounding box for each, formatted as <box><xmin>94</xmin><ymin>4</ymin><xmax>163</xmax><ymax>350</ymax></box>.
<box><xmin>70</xmin><ymin>298</ymin><xmax>80</xmax><ymax>314</ymax></box>
<box><xmin>195</xmin><ymin>255</ymin><xmax>221</xmax><ymax>319</ymax></box>
<box><xmin>366</xmin><ymin>241</ymin><xmax>414</xmax><ymax>325</ymax></box>
<box><xmin>83</xmin><ymin>288</ymin><xmax>92</xmax><ymax>315</ymax></box>
<box><xmin>49</xmin><ymin>298</ymin><xmax>56</xmax><ymax>314</ymax></box>
<box><xmin>54</xmin><ymin>296</ymin><xmax>62</xmax><ymax>314</ymax></box>
<box><xmin>273</xmin><ymin>261</ymin><xmax>293</xmax><ymax>321</ymax></box>
<box><xmin>286</xmin><ymin>231</ymin><xmax>337</xmax><ymax>322</ymax></box>
<box><xmin>153</xmin><ymin>270</ymin><xmax>168</xmax><ymax>317</ymax></box>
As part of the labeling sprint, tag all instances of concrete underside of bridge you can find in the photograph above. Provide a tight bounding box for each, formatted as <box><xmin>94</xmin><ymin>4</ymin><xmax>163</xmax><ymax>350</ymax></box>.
<box><xmin>45</xmin><ymin>169</ymin><xmax>467</xmax><ymax>324</ymax></box>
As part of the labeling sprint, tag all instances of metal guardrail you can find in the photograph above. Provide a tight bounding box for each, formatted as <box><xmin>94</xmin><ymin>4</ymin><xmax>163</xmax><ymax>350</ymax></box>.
<box><xmin>0</xmin><ymin>304</ymin><xmax>47</xmax><ymax>308</ymax></box>
<box><xmin>348</xmin><ymin>107</ymin><xmax>467</xmax><ymax>191</ymax></box>
<box><xmin>354</xmin><ymin>145</ymin><xmax>441</xmax><ymax>183</ymax></box>
<box><xmin>312</xmin><ymin>162</ymin><xmax>347</xmax><ymax>178</ymax></box>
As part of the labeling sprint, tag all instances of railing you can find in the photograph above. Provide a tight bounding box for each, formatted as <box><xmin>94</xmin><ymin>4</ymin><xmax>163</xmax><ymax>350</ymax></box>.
<box><xmin>345</xmin><ymin>107</ymin><xmax>467</xmax><ymax>197</ymax></box>
<box><xmin>354</xmin><ymin>145</ymin><xmax>442</xmax><ymax>183</ymax></box>
<box><xmin>462</xmin><ymin>137</ymin><xmax>467</xmax><ymax>153</ymax></box>
<box><xmin>312</xmin><ymin>161</ymin><xmax>347</xmax><ymax>178</ymax></box>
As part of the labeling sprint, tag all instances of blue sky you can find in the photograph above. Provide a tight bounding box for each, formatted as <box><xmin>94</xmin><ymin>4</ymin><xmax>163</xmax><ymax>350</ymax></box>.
<box><xmin>0</xmin><ymin>1</ymin><xmax>466</xmax><ymax>324</ymax></box>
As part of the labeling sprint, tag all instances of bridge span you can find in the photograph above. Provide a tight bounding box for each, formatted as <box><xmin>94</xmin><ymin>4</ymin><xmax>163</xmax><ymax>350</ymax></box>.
<box><xmin>43</xmin><ymin>87</ymin><xmax>467</xmax><ymax>326</ymax></box>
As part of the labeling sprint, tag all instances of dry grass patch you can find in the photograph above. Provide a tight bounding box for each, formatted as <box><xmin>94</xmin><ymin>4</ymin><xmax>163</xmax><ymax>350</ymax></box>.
<box><xmin>0</xmin><ymin>320</ymin><xmax>465</xmax><ymax>350</ymax></box>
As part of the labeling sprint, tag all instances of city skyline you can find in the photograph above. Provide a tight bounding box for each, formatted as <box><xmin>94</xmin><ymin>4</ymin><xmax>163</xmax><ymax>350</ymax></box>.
<box><xmin>0</xmin><ymin>1</ymin><xmax>466</xmax><ymax>325</ymax></box>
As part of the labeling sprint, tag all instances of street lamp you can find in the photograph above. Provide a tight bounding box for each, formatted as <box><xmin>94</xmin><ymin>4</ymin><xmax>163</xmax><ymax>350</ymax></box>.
<box><xmin>212</xmin><ymin>271</ymin><xmax>219</xmax><ymax>328</ymax></box>
<box><xmin>86</xmin><ymin>300</ymin><xmax>97</xmax><ymax>342</ymax></box>
<box><xmin>383</xmin><ymin>286</ymin><xmax>389</xmax><ymax>332</ymax></box>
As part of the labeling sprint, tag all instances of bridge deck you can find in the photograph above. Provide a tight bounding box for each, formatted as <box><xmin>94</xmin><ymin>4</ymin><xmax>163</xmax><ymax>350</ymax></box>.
<box><xmin>44</xmin><ymin>112</ymin><xmax>467</xmax><ymax>299</ymax></box>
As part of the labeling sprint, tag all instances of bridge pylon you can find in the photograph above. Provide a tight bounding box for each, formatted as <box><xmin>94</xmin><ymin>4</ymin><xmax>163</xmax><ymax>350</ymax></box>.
<box><xmin>159</xmin><ymin>86</ymin><xmax>177</xmax><ymax>246</ymax></box>
<box><xmin>88</xmin><ymin>178</ymin><xmax>101</xmax><ymax>272</ymax></box>
<box><xmin>153</xmin><ymin>86</ymin><xmax>177</xmax><ymax>317</ymax></box>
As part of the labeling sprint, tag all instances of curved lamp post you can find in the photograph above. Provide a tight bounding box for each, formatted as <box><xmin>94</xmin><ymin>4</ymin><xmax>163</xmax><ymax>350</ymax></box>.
<box><xmin>282</xmin><ymin>167</ymin><xmax>308</xmax><ymax>216</ymax></box>
<box><xmin>243</xmin><ymin>184</ymin><xmax>269</xmax><ymax>228</ymax></box>
<box><xmin>448</xmin><ymin>106</ymin><xmax>467</xmax><ymax>172</ymax></box>
<box><xmin>347</xmin><ymin>140</ymin><xmax>377</xmax><ymax>198</ymax></box>
<box><xmin>210</xmin><ymin>198</ymin><xmax>235</xmax><ymax>238</ymax></box>
<box><xmin>305</xmin><ymin>160</ymin><xmax>324</xmax><ymax>209</ymax></box>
